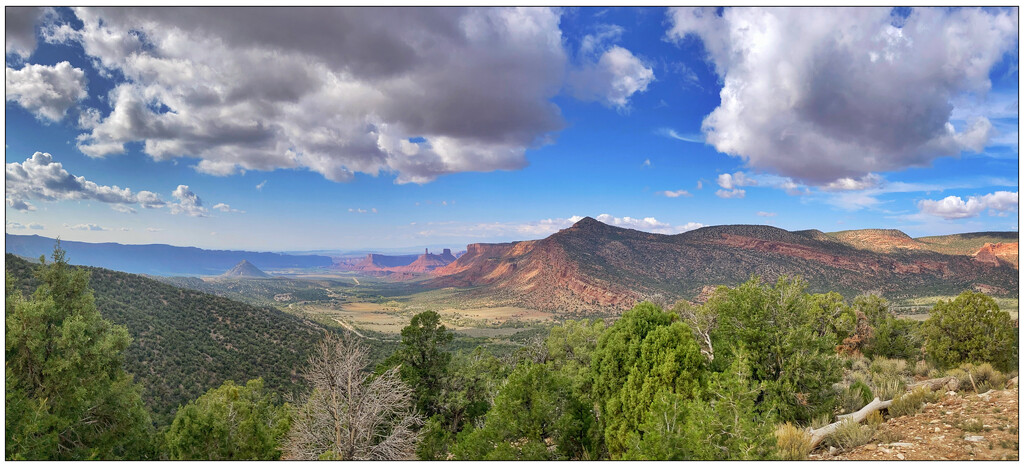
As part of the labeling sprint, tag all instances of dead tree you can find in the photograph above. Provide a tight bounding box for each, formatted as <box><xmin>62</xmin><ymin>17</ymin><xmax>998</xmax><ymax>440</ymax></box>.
<box><xmin>807</xmin><ymin>376</ymin><xmax>958</xmax><ymax>450</ymax></box>
<box><xmin>284</xmin><ymin>334</ymin><xmax>422</xmax><ymax>460</ymax></box>
<box><xmin>674</xmin><ymin>301</ymin><xmax>716</xmax><ymax>362</ymax></box>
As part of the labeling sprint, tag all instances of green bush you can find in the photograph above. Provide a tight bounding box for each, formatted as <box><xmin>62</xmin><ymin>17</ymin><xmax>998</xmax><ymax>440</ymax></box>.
<box><xmin>872</xmin><ymin>374</ymin><xmax>906</xmax><ymax>401</ymax></box>
<box><xmin>887</xmin><ymin>386</ymin><xmax>931</xmax><ymax>418</ymax></box>
<box><xmin>923</xmin><ymin>291</ymin><xmax>1017</xmax><ymax>372</ymax></box>
<box><xmin>839</xmin><ymin>381</ymin><xmax>874</xmax><ymax>413</ymax></box>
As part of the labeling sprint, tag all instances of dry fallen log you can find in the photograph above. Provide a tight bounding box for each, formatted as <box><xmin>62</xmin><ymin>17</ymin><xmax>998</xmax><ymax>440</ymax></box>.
<box><xmin>807</xmin><ymin>376</ymin><xmax>954</xmax><ymax>449</ymax></box>
<box><xmin>810</xmin><ymin>397</ymin><xmax>892</xmax><ymax>448</ymax></box>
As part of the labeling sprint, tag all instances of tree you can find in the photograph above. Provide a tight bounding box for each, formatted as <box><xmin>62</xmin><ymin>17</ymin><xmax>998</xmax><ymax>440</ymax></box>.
<box><xmin>284</xmin><ymin>334</ymin><xmax>421</xmax><ymax>460</ymax></box>
<box><xmin>451</xmin><ymin>362</ymin><xmax>597</xmax><ymax>460</ymax></box>
<box><xmin>164</xmin><ymin>378</ymin><xmax>291</xmax><ymax>460</ymax></box>
<box><xmin>624</xmin><ymin>350</ymin><xmax>778</xmax><ymax>460</ymax></box>
<box><xmin>706</xmin><ymin>277</ymin><xmax>842</xmax><ymax>423</ymax></box>
<box><xmin>590</xmin><ymin>302</ymin><xmax>708</xmax><ymax>458</ymax></box>
<box><xmin>923</xmin><ymin>291</ymin><xmax>1017</xmax><ymax>371</ymax></box>
<box><xmin>6</xmin><ymin>245</ymin><xmax>154</xmax><ymax>460</ymax></box>
<box><xmin>385</xmin><ymin>310</ymin><xmax>453</xmax><ymax>417</ymax></box>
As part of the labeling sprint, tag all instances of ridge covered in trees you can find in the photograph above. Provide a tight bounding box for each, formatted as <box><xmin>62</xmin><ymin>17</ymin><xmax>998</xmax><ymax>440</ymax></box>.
<box><xmin>5</xmin><ymin>246</ymin><xmax>1018</xmax><ymax>460</ymax></box>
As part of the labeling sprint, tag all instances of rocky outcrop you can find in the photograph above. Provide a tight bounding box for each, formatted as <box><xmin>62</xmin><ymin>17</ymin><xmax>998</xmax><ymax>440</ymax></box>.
<box><xmin>973</xmin><ymin>243</ymin><xmax>1018</xmax><ymax>268</ymax></box>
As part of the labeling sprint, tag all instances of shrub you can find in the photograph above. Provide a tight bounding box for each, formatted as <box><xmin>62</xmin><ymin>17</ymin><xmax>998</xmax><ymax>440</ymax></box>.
<box><xmin>923</xmin><ymin>291</ymin><xmax>1017</xmax><ymax>372</ymax></box>
<box><xmin>865</xmin><ymin>410</ymin><xmax>884</xmax><ymax>429</ymax></box>
<box><xmin>872</xmin><ymin>374</ymin><xmax>906</xmax><ymax>401</ymax></box>
<box><xmin>914</xmin><ymin>360</ymin><xmax>931</xmax><ymax>377</ymax></box>
<box><xmin>839</xmin><ymin>381</ymin><xmax>874</xmax><ymax>413</ymax></box>
<box><xmin>870</xmin><ymin>357</ymin><xmax>908</xmax><ymax>377</ymax></box>
<box><xmin>945</xmin><ymin>368</ymin><xmax>969</xmax><ymax>391</ymax></box>
<box><xmin>887</xmin><ymin>386</ymin><xmax>930</xmax><ymax>418</ymax></box>
<box><xmin>959</xmin><ymin>418</ymin><xmax>984</xmax><ymax>433</ymax></box>
<box><xmin>775</xmin><ymin>423</ymin><xmax>811</xmax><ymax>460</ymax></box>
<box><xmin>823</xmin><ymin>419</ymin><xmax>874</xmax><ymax>451</ymax></box>
<box><xmin>810</xmin><ymin>413</ymin><xmax>833</xmax><ymax>430</ymax></box>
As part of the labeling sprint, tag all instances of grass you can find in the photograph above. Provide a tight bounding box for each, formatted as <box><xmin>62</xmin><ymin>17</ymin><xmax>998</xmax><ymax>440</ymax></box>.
<box><xmin>823</xmin><ymin>419</ymin><xmax>875</xmax><ymax>451</ymax></box>
<box><xmin>775</xmin><ymin>423</ymin><xmax>811</xmax><ymax>460</ymax></box>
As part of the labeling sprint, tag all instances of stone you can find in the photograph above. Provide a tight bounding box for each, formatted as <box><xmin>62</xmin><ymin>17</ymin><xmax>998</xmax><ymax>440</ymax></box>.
<box><xmin>864</xmin><ymin>444</ymin><xmax>878</xmax><ymax>451</ymax></box>
<box><xmin>965</xmin><ymin>435</ymin><xmax>986</xmax><ymax>443</ymax></box>
<box><xmin>897</xmin><ymin>453</ymin><xmax>905</xmax><ymax>460</ymax></box>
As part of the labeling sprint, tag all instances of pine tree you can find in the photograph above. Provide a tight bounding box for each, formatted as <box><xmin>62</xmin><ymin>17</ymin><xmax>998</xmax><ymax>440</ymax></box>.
<box><xmin>6</xmin><ymin>244</ymin><xmax>154</xmax><ymax>459</ymax></box>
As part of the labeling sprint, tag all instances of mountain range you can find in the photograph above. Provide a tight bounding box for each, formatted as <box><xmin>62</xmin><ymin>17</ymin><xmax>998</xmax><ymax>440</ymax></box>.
<box><xmin>426</xmin><ymin>217</ymin><xmax>1019</xmax><ymax>312</ymax></box>
<box><xmin>5</xmin><ymin>234</ymin><xmax>333</xmax><ymax>276</ymax></box>
<box><xmin>338</xmin><ymin>248</ymin><xmax>460</xmax><ymax>275</ymax></box>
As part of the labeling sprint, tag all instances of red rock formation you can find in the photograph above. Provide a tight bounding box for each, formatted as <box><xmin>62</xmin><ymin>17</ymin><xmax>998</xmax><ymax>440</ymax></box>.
<box><xmin>973</xmin><ymin>242</ymin><xmax>1019</xmax><ymax>269</ymax></box>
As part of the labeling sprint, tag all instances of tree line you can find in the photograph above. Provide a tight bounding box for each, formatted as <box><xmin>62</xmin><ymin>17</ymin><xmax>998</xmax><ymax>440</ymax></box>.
<box><xmin>5</xmin><ymin>246</ymin><xmax>1017</xmax><ymax>460</ymax></box>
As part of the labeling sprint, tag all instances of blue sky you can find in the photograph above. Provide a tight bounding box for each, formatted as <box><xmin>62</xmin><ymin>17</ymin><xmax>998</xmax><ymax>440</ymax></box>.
<box><xmin>5</xmin><ymin>7</ymin><xmax>1019</xmax><ymax>252</ymax></box>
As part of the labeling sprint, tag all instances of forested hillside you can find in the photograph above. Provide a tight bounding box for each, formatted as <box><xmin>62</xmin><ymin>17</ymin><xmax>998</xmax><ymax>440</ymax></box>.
<box><xmin>6</xmin><ymin>254</ymin><xmax>328</xmax><ymax>423</ymax></box>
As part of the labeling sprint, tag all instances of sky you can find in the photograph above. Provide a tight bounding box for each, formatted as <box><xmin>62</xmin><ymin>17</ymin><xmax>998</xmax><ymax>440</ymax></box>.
<box><xmin>4</xmin><ymin>6</ymin><xmax>1020</xmax><ymax>252</ymax></box>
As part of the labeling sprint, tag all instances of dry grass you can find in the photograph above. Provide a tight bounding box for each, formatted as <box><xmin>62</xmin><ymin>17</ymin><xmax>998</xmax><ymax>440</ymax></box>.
<box><xmin>775</xmin><ymin>423</ymin><xmax>812</xmax><ymax>460</ymax></box>
<box><xmin>824</xmin><ymin>419</ymin><xmax>875</xmax><ymax>451</ymax></box>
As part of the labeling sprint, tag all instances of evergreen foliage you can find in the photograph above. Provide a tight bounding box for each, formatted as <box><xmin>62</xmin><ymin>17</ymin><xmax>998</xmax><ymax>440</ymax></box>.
<box><xmin>6</xmin><ymin>246</ymin><xmax>154</xmax><ymax>460</ymax></box>
<box><xmin>923</xmin><ymin>290</ymin><xmax>1017</xmax><ymax>371</ymax></box>
<box><xmin>165</xmin><ymin>378</ymin><xmax>291</xmax><ymax>460</ymax></box>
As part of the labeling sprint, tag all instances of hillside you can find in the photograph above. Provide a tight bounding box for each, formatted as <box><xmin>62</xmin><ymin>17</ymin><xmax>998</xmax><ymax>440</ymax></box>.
<box><xmin>5</xmin><ymin>234</ymin><xmax>332</xmax><ymax>276</ymax></box>
<box><xmin>222</xmin><ymin>259</ymin><xmax>271</xmax><ymax>278</ymax></box>
<box><xmin>6</xmin><ymin>254</ymin><xmax>327</xmax><ymax>424</ymax></box>
<box><xmin>428</xmin><ymin>217</ymin><xmax>1019</xmax><ymax>313</ymax></box>
<box><xmin>826</xmin><ymin>230</ymin><xmax>1018</xmax><ymax>268</ymax></box>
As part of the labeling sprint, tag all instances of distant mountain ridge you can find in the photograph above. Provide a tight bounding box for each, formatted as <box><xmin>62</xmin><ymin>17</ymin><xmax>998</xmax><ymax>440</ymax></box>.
<box><xmin>428</xmin><ymin>217</ymin><xmax>1018</xmax><ymax>312</ymax></box>
<box><xmin>5</xmin><ymin>234</ymin><xmax>332</xmax><ymax>276</ymax></box>
<box><xmin>339</xmin><ymin>248</ymin><xmax>460</xmax><ymax>275</ymax></box>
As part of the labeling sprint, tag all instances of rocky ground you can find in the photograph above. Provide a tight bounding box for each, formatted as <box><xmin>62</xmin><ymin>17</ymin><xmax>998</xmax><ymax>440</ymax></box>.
<box><xmin>812</xmin><ymin>387</ymin><xmax>1019</xmax><ymax>461</ymax></box>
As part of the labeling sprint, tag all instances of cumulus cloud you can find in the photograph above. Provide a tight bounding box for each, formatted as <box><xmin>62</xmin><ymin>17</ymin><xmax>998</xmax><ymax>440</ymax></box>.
<box><xmin>716</xmin><ymin>189</ymin><xmax>745</xmax><ymax>199</ymax></box>
<box><xmin>6</xmin><ymin>7</ymin><xmax>48</xmax><ymax>58</ymax></box>
<box><xmin>212</xmin><ymin>203</ymin><xmax>244</xmax><ymax>213</ymax></box>
<box><xmin>593</xmin><ymin>214</ymin><xmax>703</xmax><ymax>234</ymax></box>
<box><xmin>168</xmin><ymin>185</ymin><xmax>207</xmax><ymax>217</ymax></box>
<box><xmin>822</xmin><ymin>174</ymin><xmax>885</xmax><ymax>192</ymax></box>
<box><xmin>716</xmin><ymin>172</ymin><xmax>757</xmax><ymax>190</ymax></box>
<box><xmin>5</xmin><ymin>152</ymin><xmax>167</xmax><ymax>212</ymax></box>
<box><xmin>5</xmin><ymin>61</ymin><xmax>88</xmax><ymax>122</ymax></box>
<box><xmin>5</xmin><ymin>221</ymin><xmax>42</xmax><ymax>230</ymax></box>
<box><xmin>67</xmin><ymin>223</ymin><xmax>107</xmax><ymax>231</ymax></box>
<box><xmin>917</xmin><ymin>191</ymin><xmax>1018</xmax><ymax>219</ymax></box>
<box><xmin>111</xmin><ymin>204</ymin><xmax>136</xmax><ymax>214</ymax></box>
<box><xmin>667</xmin><ymin>7</ymin><xmax>1018</xmax><ymax>184</ymax></box>
<box><xmin>657</xmin><ymin>189</ymin><xmax>692</xmax><ymax>198</ymax></box>
<box><xmin>569</xmin><ymin>46</ymin><xmax>655</xmax><ymax>110</ymax></box>
<box><xmin>36</xmin><ymin>7</ymin><xmax>649</xmax><ymax>184</ymax></box>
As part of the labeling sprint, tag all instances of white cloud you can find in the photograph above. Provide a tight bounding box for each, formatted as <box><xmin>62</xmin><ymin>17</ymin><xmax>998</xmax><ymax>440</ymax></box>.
<box><xmin>822</xmin><ymin>174</ymin><xmax>885</xmax><ymax>192</ymax></box>
<box><xmin>256</xmin><ymin>180</ymin><xmax>267</xmax><ymax>191</ymax></box>
<box><xmin>667</xmin><ymin>7</ymin><xmax>1017</xmax><ymax>184</ymax></box>
<box><xmin>716</xmin><ymin>172</ymin><xmax>757</xmax><ymax>190</ymax></box>
<box><xmin>146</xmin><ymin>227</ymin><xmax>164</xmax><ymax>232</ymax></box>
<box><xmin>5</xmin><ymin>61</ymin><xmax>88</xmax><ymax>122</ymax></box>
<box><xmin>40</xmin><ymin>7</ymin><xmax>643</xmax><ymax>185</ymax></box>
<box><xmin>715</xmin><ymin>189</ymin><xmax>745</xmax><ymax>199</ymax></box>
<box><xmin>917</xmin><ymin>191</ymin><xmax>1018</xmax><ymax>219</ymax></box>
<box><xmin>642</xmin><ymin>159</ymin><xmax>652</xmax><ymax>167</ymax></box>
<box><xmin>168</xmin><ymin>185</ymin><xmax>207</xmax><ymax>217</ymax></box>
<box><xmin>5</xmin><ymin>151</ymin><xmax>167</xmax><ymax>212</ymax></box>
<box><xmin>212</xmin><ymin>203</ymin><xmax>244</xmax><ymax>213</ymax></box>
<box><xmin>656</xmin><ymin>127</ymin><xmax>703</xmax><ymax>143</ymax></box>
<box><xmin>756</xmin><ymin>211</ymin><xmax>777</xmax><ymax>217</ymax></box>
<box><xmin>593</xmin><ymin>213</ymin><xmax>702</xmax><ymax>234</ymax></box>
<box><xmin>111</xmin><ymin>204</ymin><xmax>136</xmax><ymax>214</ymax></box>
<box><xmin>657</xmin><ymin>189</ymin><xmax>692</xmax><ymax>198</ymax></box>
<box><xmin>67</xmin><ymin>223</ymin><xmax>107</xmax><ymax>231</ymax></box>
<box><xmin>696</xmin><ymin>180</ymin><xmax>703</xmax><ymax>190</ymax></box>
<box><xmin>569</xmin><ymin>46</ymin><xmax>655</xmax><ymax>110</ymax></box>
